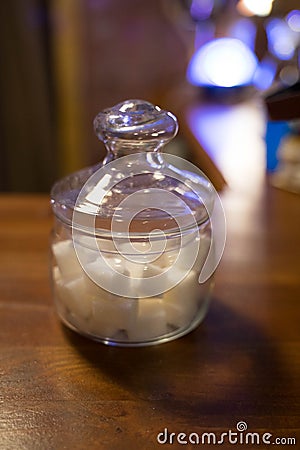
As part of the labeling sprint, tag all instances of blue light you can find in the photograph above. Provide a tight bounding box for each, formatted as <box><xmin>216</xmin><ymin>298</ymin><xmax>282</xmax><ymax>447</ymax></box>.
<box><xmin>286</xmin><ymin>10</ymin><xmax>300</xmax><ymax>32</ymax></box>
<box><xmin>253</xmin><ymin>58</ymin><xmax>277</xmax><ymax>90</ymax></box>
<box><xmin>229</xmin><ymin>18</ymin><xmax>257</xmax><ymax>50</ymax></box>
<box><xmin>190</xmin><ymin>0</ymin><xmax>214</xmax><ymax>21</ymax></box>
<box><xmin>266</xmin><ymin>122</ymin><xmax>291</xmax><ymax>172</ymax></box>
<box><xmin>187</xmin><ymin>38</ymin><xmax>258</xmax><ymax>88</ymax></box>
<box><xmin>194</xmin><ymin>22</ymin><xmax>215</xmax><ymax>50</ymax></box>
<box><xmin>266</xmin><ymin>19</ymin><xmax>296</xmax><ymax>61</ymax></box>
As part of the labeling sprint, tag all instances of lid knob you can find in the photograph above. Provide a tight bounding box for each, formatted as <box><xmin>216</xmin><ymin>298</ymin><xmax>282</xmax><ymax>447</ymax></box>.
<box><xmin>93</xmin><ymin>99</ymin><xmax>178</xmax><ymax>160</ymax></box>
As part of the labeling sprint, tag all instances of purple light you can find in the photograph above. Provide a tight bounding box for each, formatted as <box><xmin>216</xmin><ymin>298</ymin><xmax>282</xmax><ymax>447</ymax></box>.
<box><xmin>229</xmin><ymin>18</ymin><xmax>257</xmax><ymax>50</ymax></box>
<box><xmin>190</xmin><ymin>0</ymin><xmax>214</xmax><ymax>21</ymax></box>
<box><xmin>286</xmin><ymin>10</ymin><xmax>300</xmax><ymax>32</ymax></box>
<box><xmin>194</xmin><ymin>21</ymin><xmax>216</xmax><ymax>49</ymax></box>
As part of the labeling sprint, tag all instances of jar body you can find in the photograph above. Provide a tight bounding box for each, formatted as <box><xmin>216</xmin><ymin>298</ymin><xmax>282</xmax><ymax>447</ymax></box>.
<box><xmin>50</xmin><ymin>217</ymin><xmax>214</xmax><ymax>347</ymax></box>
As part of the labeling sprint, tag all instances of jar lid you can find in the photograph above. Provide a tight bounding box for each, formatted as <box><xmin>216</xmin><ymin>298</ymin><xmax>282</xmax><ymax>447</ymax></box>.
<box><xmin>51</xmin><ymin>99</ymin><xmax>214</xmax><ymax>237</ymax></box>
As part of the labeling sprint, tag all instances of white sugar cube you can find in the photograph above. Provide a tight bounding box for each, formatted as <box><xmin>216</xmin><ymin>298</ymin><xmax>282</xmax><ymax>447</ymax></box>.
<box><xmin>84</xmin><ymin>257</ymin><xmax>136</xmax><ymax>298</ymax></box>
<box><xmin>123</xmin><ymin>259</ymin><xmax>147</xmax><ymax>297</ymax></box>
<box><xmin>137</xmin><ymin>264</ymin><xmax>168</xmax><ymax>298</ymax></box>
<box><xmin>52</xmin><ymin>265</ymin><xmax>62</xmax><ymax>284</ymax></box>
<box><xmin>163</xmin><ymin>269</ymin><xmax>199</xmax><ymax>328</ymax></box>
<box><xmin>88</xmin><ymin>295</ymin><xmax>138</xmax><ymax>338</ymax></box>
<box><xmin>127</xmin><ymin>297</ymin><xmax>167</xmax><ymax>341</ymax></box>
<box><xmin>53</xmin><ymin>271</ymin><xmax>93</xmax><ymax>320</ymax></box>
<box><xmin>151</xmin><ymin>251</ymin><xmax>176</xmax><ymax>269</ymax></box>
<box><xmin>177</xmin><ymin>235</ymin><xmax>211</xmax><ymax>272</ymax></box>
<box><xmin>124</xmin><ymin>258</ymin><xmax>145</xmax><ymax>279</ymax></box>
<box><xmin>163</xmin><ymin>296</ymin><xmax>195</xmax><ymax>329</ymax></box>
<box><xmin>83</xmin><ymin>258</ymin><xmax>113</xmax><ymax>289</ymax></box>
<box><xmin>52</xmin><ymin>239</ymin><xmax>95</xmax><ymax>279</ymax></box>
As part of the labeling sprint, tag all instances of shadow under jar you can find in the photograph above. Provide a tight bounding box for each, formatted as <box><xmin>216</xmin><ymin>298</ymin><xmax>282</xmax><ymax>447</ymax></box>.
<box><xmin>50</xmin><ymin>99</ymin><xmax>217</xmax><ymax>346</ymax></box>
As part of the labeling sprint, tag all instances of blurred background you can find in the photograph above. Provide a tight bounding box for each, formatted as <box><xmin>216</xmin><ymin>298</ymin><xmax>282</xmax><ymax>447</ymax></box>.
<box><xmin>0</xmin><ymin>0</ymin><xmax>299</xmax><ymax>192</ymax></box>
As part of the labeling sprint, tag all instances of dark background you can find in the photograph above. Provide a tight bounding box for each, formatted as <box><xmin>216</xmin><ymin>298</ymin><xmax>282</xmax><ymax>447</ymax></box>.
<box><xmin>0</xmin><ymin>0</ymin><xmax>298</xmax><ymax>191</ymax></box>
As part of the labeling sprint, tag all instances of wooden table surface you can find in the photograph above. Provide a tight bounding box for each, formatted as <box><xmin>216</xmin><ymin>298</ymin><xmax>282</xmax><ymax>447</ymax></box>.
<box><xmin>1</xmin><ymin>110</ymin><xmax>300</xmax><ymax>449</ymax></box>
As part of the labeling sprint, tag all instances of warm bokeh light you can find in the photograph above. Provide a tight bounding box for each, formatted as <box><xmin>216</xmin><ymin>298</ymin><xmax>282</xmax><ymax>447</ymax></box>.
<box><xmin>236</xmin><ymin>0</ymin><xmax>255</xmax><ymax>17</ymax></box>
<box><xmin>237</xmin><ymin>0</ymin><xmax>274</xmax><ymax>17</ymax></box>
<box><xmin>279</xmin><ymin>65</ymin><xmax>299</xmax><ymax>85</ymax></box>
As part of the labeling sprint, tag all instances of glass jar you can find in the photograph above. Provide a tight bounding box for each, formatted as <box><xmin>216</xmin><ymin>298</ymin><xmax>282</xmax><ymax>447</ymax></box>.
<box><xmin>50</xmin><ymin>99</ymin><xmax>223</xmax><ymax>346</ymax></box>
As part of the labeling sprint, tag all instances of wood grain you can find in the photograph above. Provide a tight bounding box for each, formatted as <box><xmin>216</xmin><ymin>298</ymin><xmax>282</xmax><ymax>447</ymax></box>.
<box><xmin>0</xmin><ymin>180</ymin><xmax>300</xmax><ymax>449</ymax></box>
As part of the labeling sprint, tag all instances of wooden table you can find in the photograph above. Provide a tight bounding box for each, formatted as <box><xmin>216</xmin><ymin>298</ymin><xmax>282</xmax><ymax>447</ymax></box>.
<box><xmin>1</xmin><ymin>110</ymin><xmax>300</xmax><ymax>449</ymax></box>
